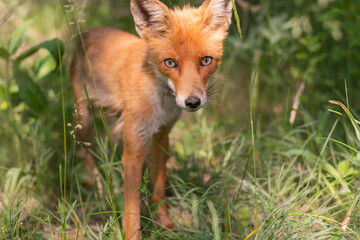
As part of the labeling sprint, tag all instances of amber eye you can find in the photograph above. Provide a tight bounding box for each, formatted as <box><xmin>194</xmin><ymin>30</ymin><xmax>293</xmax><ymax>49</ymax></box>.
<box><xmin>201</xmin><ymin>56</ymin><xmax>213</xmax><ymax>66</ymax></box>
<box><xmin>164</xmin><ymin>58</ymin><xmax>177</xmax><ymax>68</ymax></box>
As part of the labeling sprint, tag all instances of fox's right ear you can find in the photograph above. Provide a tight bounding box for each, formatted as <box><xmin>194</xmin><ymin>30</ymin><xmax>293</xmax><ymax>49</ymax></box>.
<box><xmin>130</xmin><ymin>0</ymin><xmax>171</xmax><ymax>38</ymax></box>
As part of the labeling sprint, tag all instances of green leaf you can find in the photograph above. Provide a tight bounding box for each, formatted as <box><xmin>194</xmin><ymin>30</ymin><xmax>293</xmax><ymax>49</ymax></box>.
<box><xmin>7</xmin><ymin>20</ymin><xmax>33</xmax><ymax>55</ymax></box>
<box><xmin>337</xmin><ymin>160</ymin><xmax>349</xmax><ymax>174</ymax></box>
<box><xmin>4</xmin><ymin>168</ymin><xmax>22</xmax><ymax>197</ymax></box>
<box><xmin>283</xmin><ymin>149</ymin><xmax>317</xmax><ymax>162</ymax></box>
<box><xmin>150</xmin><ymin>199</ymin><xmax>166</xmax><ymax>212</ymax></box>
<box><xmin>337</xmin><ymin>160</ymin><xmax>357</xmax><ymax>177</ymax></box>
<box><xmin>16</xmin><ymin>38</ymin><xmax>64</xmax><ymax>67</ymax></box>
<box><xmin>207</xmin><ymin>200</ymin><xmax>220</xmax><ymax>240</ymax></box>
<box><xmin>0</xmin><ymin>47</ymin><xmax>9</xmax><ymax>60</ymax></box>
<box><xmin>137</xmin><ymin>169</ymin><xmax>149</xmax><ymax>194</ymax></box>
<box><xmin>324</xmin><ymin>162</ymin><xmax>341</xmax><ymax>179</ymax></box>
<box><xmin>14</xmin><ymin>70</ymin><xmax>47</xmax><ymax>112</ymax></box>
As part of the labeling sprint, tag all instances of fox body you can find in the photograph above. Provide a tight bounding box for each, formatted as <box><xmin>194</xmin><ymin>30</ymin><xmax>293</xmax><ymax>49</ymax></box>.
<box><xmin>71</xmin><ymin>0</ymin><xmax>232</xmax><ymax>239</ymax></box>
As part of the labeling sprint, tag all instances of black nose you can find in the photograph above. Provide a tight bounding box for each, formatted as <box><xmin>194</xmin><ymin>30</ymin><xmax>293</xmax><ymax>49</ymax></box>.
<box><xmin>185</xmin><ymin>96</ymin><xmax>201</xmax><ymax>109</ymax></box>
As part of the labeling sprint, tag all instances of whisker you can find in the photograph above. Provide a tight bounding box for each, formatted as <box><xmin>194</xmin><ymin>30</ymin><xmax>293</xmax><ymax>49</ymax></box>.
<box><xmin>206</xmin><ymin>77</ymin><xmax>224</xmax><ymax>99</ymax></box>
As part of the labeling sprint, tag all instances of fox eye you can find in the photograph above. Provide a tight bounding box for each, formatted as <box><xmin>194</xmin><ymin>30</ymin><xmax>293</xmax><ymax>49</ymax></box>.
<box><xmin>164</xmin><ymin>58</ymin><xmax>177</xmax><ymax>68</ymax></box>
<box><xmin>201</xmin><ymin>56</ymin><xmax>213</xmax><ymax>66</ymax></box>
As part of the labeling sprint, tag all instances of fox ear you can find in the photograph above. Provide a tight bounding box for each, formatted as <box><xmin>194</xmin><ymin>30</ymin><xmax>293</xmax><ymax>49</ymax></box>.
<box><xmin>201</xmin><ymin>0</ymin><xmax>233</xmax><ymax>30</ymax></box>
<box><xmin>130</xmin><ymin>0</ymin><xmax>171</xmax><ymax>37</ymax></box>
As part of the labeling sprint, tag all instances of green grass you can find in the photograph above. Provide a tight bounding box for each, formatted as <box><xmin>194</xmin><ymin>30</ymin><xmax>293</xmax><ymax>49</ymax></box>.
<box><xmin>3</xmin><ymin>106</ymin><xmax>359</xmax><ymax>239</ymax></box>
<box><xmin>1</xmin><ymin>0</ymin><xmax>360</xmax><ymax>239</ymax></box>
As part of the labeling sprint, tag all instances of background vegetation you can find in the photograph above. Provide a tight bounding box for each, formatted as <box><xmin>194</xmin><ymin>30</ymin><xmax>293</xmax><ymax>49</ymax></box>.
<box><xmin>1</xmin><ymin>0</ymin><xmax>360</xmax><ymax>239</ymax></box>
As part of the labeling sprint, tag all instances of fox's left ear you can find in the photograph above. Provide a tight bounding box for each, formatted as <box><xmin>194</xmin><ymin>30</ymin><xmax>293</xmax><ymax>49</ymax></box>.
<box><xmin>201</xmin><ymin>0</ymin><xmax>233</xmax><ymax>30</ymax></box>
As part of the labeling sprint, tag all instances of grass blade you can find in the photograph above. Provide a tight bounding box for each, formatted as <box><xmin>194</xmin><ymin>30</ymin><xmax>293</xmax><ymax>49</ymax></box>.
<box><xmin>329</xmin><ymin>100</ymin><xmax>360</xmax><ymax>141</ymax></box>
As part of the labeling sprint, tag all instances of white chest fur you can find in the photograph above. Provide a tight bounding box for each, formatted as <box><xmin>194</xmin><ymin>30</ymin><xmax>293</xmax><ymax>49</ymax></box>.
<box><xmin>137</xmin><ymin>80</ymin><xmax>181</xmax><ymax>142</ymax></box>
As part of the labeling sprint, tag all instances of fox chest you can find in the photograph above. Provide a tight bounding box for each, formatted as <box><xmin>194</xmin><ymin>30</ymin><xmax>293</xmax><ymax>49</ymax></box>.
<box><xmin>138</xmin><ymin>94</ymin><xmax>182</xmax><ymax>141</ymax></box>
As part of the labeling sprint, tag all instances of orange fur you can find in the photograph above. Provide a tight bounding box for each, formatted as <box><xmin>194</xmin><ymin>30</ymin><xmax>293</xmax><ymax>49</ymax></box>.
<box><xmin>71</xmin><ymin>0</ymin><xmax>232</xmax><ymax>239</ymax></box>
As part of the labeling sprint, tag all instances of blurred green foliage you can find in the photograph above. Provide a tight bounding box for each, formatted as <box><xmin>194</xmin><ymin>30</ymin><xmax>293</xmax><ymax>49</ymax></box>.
<box><xmin>223</xmin><ymin>0</ymin><xmax>360</xmax><ymax>121</ymax></box>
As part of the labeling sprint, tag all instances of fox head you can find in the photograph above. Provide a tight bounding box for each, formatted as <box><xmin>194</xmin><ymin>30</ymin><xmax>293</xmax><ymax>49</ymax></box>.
<box><xmin>130</xmin><ymin>0</ymin><xmax>232</xmax><ymax>111</ymax></box>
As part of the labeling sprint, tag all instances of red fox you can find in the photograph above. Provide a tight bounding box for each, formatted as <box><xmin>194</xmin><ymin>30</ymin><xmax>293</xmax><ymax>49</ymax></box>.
<box><xmin>71</xmin><ymin>0</ymin><xmax>232</xmax><ymax>239</ymax></box>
